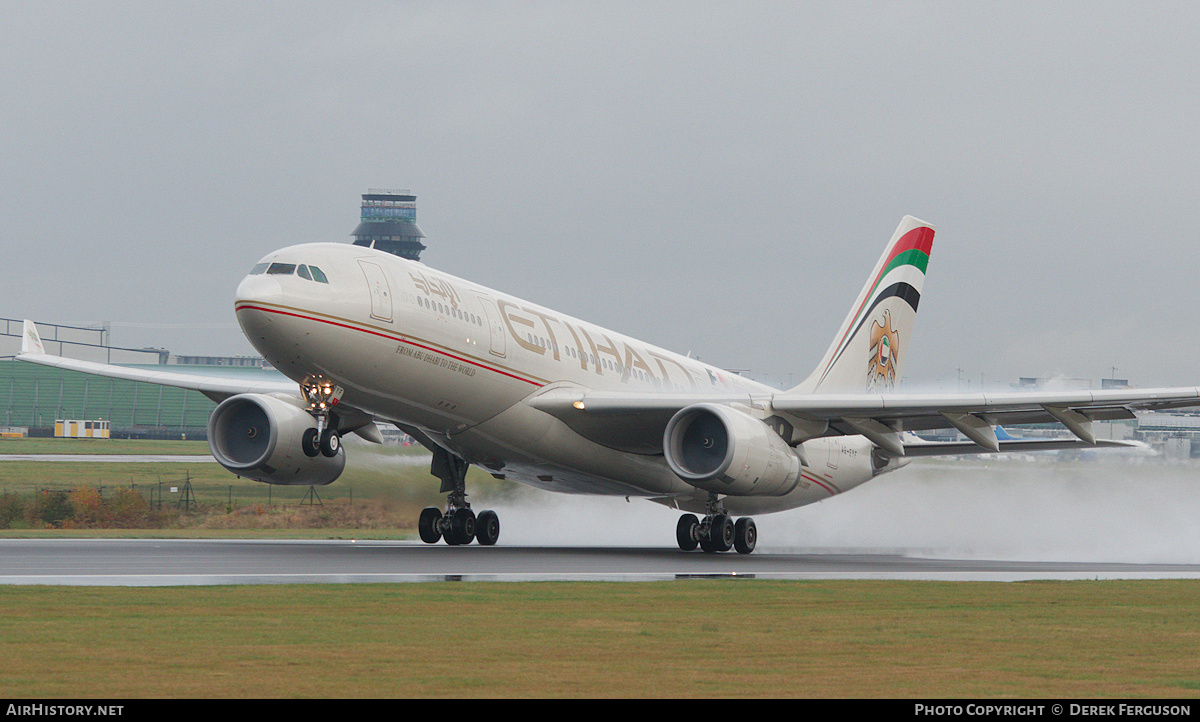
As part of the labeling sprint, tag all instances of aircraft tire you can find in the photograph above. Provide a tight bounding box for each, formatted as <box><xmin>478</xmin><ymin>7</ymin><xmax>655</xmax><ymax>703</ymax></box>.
<box><xmin>734</xmin><ymin>517</ymin><xmax>757</xmax><ymax>555</ymax></box>
<box><xmin>710</xmin><ymin>514</ymin><xmax>734</xmax><ymax>553</ymax></box>
<box><xmin>676</xmin><ymin>514</ymin><xmax>700</xmax><ymax>551</ymax></box>
<box><xmin>319</xmin><ymin>429</ymin><xmax>340</xmax><ymax>457</ymax></box>
<box><xmin>301</xmin><ymin>428</ymin><xmax>320</xmax><ymax>458</ymax></box>
<box><xmin>476</xmin><ymin>510</ymin><xmax>500</xmax><ymax>546</ymax></box>
<box><xmin>418</xmin><ymin>507</ymin><xmax>443</xmax><ymax>544</ymax></box>
<box><xmin>447</xmin><ymin>508</ymin><xmax>476</xmax><ymax>545</ymax></box>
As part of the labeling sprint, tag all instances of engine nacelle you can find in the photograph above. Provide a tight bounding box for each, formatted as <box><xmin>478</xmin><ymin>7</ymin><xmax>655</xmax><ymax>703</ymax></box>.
<box><xmin>207</xmin><ymin>393</ymin><xmax>345</xmax><ymax>485</ymax></box>
<box><xmin>663</xmin><ymin>403</ymin><xmax>801</xmax><ymax>496</ymax></box>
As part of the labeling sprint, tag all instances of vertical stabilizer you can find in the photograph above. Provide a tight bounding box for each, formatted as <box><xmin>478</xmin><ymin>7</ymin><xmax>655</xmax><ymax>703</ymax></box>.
<box><xmin>791</xmin><ymin>216</ymin><xmax>935</xmax><ymax>394</ymax></box>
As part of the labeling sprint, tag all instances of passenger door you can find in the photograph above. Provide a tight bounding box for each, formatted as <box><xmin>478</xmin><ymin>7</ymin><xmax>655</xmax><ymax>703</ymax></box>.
<box><xmin>358</xmin><ymin>260</ymin><xmax>393</xmax><ymax>322</ymax></box>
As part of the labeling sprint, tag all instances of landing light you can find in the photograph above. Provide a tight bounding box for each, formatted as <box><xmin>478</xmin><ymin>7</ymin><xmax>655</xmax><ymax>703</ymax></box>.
<box><xmin>573</xmin><ymin>401</ymin><xmax>586</xmax><ymax>410</ymax></box>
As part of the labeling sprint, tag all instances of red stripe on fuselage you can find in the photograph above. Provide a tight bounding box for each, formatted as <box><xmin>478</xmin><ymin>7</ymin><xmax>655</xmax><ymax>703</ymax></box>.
<box><xmin>801</xmin><ymin>471</ymin><xmax>838</xmax><ymax>495</ymax></box>
<box><xmin>234</xmin><ymin>303</ymin><xmax>544</xmax><ymax>388</ymax></box>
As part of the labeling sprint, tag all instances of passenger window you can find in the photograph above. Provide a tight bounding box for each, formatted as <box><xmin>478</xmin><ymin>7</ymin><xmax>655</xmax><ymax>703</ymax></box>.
<box><xmin>297</xmin><ymin>265</ymin><xmax>313</xmax><ymax>281</ymax></box>
<box><xmin>267</xmin><ymin>263</ymin><xmax>297</xmax><ymax>275</ymax></box>
<box><xmin>309</xmin><ymin>266</ymin><xmax>329</xmax><ymax>283</ymax></box>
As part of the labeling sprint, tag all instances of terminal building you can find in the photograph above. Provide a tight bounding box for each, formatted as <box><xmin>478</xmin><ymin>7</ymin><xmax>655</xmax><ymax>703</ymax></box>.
<box><xmin>0</xmin><ymin>317</ymin><xmax>277</xmax><ymax>439</ymax></box>
<box><xmin>0</xmin><ymin>320</ymin><xmax>213</xmax><ymax>438</ymax></box>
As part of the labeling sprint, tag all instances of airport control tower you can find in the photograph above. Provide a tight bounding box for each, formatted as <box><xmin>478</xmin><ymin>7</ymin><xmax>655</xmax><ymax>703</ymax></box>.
<box><xmin>350</xmin><ymin>189</ymin><xmax>426</xmax><ymax>260</ymax></box>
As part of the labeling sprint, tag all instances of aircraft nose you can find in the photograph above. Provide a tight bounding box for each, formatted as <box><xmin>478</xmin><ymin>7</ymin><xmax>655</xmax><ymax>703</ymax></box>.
<box><xmin>235</xmin><ymin>273</ymin><xmax>284</xmax><ymax>307</ymax></box>
<box><xmin>234</xmin><ymin>274</ymin><xmax>288</xmax><ymax>348</ymax></box>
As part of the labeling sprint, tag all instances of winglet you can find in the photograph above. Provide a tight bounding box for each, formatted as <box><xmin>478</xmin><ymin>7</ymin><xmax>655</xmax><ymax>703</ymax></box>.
<box><xmin>20</xmin><ymin>320</ymin><xmax>45</xmax><ymax>355</ymax></box>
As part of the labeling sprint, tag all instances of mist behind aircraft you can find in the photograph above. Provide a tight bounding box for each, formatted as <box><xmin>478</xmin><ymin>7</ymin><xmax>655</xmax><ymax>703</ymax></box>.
<box><xmin>477</xmin><ymin>457</ymin><xmax>1200</xmax><ymax>564</ymax></box>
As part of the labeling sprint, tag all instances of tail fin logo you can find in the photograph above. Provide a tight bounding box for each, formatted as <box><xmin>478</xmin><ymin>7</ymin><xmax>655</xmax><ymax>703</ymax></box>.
<box><xmin>796</xmin><ymin>217</ymin><xmax>933</xmax><ymax>395</ymax></box>
<box><xmin>867</xmin><ymin>309</ymin><xmax>899</xmax><ymax>391</ymax></box>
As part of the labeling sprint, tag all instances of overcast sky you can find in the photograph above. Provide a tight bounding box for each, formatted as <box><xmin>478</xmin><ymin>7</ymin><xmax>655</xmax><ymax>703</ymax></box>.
<box><xmin>3</xmin><ymin>1</ymin><xmax>1198</xmax><ymax>390</ymax></box>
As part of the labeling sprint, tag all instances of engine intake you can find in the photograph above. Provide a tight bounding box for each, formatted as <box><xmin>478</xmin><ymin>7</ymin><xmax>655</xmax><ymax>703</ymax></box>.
<box><xmin>208</xmin><ymin>393</ymin><xmax>344</xmax><ymax>485</ymax></box>
<box><xmin>663</xmin><ymin>403</ymin><xmax>801</xmax><ymax>496</ymax></box>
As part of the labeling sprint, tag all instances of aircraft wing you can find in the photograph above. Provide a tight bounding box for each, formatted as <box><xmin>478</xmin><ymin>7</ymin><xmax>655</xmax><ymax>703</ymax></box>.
<box><xmin>15</xmin><ymin>320</ymin><xmax>295</xmax><ymax>403</ymax></box>
<box><xmin>528</xmin><ymin>384</ymin><xmax>1200</xmax><ymax>457</ymax></box>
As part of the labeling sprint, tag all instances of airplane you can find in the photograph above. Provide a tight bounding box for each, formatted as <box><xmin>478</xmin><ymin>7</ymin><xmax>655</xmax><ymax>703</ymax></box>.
<box><xmin>18</xmin><ymin>215</ymin><xmax>1200</xmax><ymax>553</ymax></box>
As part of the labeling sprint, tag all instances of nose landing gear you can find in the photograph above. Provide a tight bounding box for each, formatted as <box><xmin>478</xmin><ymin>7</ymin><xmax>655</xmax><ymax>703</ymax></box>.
<box><xmin>300</xmin><ymin>377</ymin><xmax>344</xmax><ymax>458</ymax></box>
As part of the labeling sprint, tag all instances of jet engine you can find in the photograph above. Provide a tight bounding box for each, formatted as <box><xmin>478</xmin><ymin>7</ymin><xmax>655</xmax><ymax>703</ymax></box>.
<box><xmin>207</xmin><ymin>393</ymin><xmax>345</xmax><ymax>485</ymax></box>
<box><xmin>663</xmin><ymin>403</ymin><xmax>801</xmax><ymax>496</ymax></box>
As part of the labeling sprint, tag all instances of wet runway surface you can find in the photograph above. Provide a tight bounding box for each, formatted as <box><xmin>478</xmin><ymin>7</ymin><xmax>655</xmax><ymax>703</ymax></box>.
<box><xmin>4</xmin><ymin>538</ymin><xmax>1200</xmax><ymax>585</ymax></box>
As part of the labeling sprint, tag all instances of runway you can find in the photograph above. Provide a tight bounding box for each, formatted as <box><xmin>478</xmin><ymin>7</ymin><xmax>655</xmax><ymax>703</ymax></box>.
<box><xmin>4</xmin><ymin>538</ymin><xmax>1200</xmax><ymax>585</ymax></box>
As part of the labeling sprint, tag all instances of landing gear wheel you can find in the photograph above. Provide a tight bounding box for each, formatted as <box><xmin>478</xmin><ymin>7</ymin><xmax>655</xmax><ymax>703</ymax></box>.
<box><xmin>676</xmin><ymin>514</ymin><xmax>700</xmax><ymax>551</ymax></box>
<box><xmin>446</xmin><ymin>508</ymin><xmax>476</xmax><ymax>546</ymax></box>
<box><xmin>709</xmin><ymin>514</ymin><xmax>734</xmax><ymax>553</ymax></box>
<box><xmin>418</xmin><ymin>507</ymin><xmax>443</xmax><ymax>544</ymax></box>
<box><xmin>734</xmin><ymin>517</ymin><xmax>757</xmax><ymax>555</ymax></box>
<box><xmin>319</xmin><ymin>428</ymin><xmax>340</xmax><ymax>457</ymax></box>
<box><xmin>301</xmin><ymin>428</ymin><xmax>320</xmax><ymax>457</ymax></box>
<box><xmin>475</xmin><ymin>510</ymin><xmax>500</xmax><ymax>546</ymax></box>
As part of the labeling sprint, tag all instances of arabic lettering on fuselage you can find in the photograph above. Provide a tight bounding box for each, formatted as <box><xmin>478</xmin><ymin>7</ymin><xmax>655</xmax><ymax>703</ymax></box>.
<box><xmin>409</xmin><ymin>271</ymin><xmax>461</xmax><ymax>308</ymax></box>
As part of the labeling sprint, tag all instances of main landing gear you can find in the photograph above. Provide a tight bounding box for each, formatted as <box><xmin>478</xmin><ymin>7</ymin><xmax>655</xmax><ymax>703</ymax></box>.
<box><xmin>419</xmin><ymin>507</ymin><xmax>501</xmax><ymax>546</ymax></box>
<box><xmin>418</xmin><ymin>446</ymin><xmax>500</xmax><ymax>547</ymax></box>
<box><xmin>676</xmin><ymin>495</ymin><xmax>757</xmax><ymax>554</ymax></box>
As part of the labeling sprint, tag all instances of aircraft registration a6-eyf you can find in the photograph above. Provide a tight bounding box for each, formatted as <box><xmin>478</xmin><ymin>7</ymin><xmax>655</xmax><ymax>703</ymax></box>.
<box><xmin>19</xmin><ymin>216</ymin><xmax>1200</xmax><ymax>553</ymax></box>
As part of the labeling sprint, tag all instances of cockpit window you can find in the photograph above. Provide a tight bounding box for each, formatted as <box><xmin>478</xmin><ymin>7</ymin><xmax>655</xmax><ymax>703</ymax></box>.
<box><xmin>249</xmin><ymin>261</ymin><xmax>328</xmax><ymax>282</ymax></box>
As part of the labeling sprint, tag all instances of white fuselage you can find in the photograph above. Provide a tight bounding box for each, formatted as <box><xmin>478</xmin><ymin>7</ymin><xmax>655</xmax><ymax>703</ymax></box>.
<box><xmin>234</xmin><ymin>243</ymin><xmax>887</xmax><ymax>515</ymax></box>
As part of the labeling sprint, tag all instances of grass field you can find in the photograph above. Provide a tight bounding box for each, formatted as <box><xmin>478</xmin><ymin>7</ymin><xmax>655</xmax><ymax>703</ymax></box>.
<box><xmin>3</xmin><ymin>579</ymin><xmax>1200</xmax><ymax>698</ymax></box>
<box><xmin>0</xmin><ymin>435</ymin><xmax>489</xmax><ymax>500</ymax></box>
<box><xmin>0</xmin><ymin>436</ymin><xmax>491</xmax><ymax>534</ymax></box>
